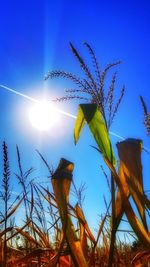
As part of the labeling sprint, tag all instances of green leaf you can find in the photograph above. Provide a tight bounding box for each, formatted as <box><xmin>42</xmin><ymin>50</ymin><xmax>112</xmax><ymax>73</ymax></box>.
<box><xmin>74</xmin><ymin>105</ymin><xmax>86</xmax><ymax>145</ymax></box>
<box><xmin>74</xmin><ymin>104</ymin><xmax>115</xmax><ymax>164</ymax></box>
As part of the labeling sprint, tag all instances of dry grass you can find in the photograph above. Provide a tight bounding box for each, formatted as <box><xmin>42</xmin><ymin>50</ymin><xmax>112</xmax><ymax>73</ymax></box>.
<box><xmin>0</xmin><ymin>143</ymin><xmax>149</xmax><ymax>267</ymax></box>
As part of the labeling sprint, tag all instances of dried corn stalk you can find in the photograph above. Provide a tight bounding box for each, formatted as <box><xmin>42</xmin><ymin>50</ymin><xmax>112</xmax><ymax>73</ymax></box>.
<box><xmin>115</xmin><ymin>139</ymin><xmax>149</xmax><ymax>231</ymax></box>
<box><xmin>52</xmin><ymin>158</ymin><xmax>88</xmax><ymax>267</ymax></box>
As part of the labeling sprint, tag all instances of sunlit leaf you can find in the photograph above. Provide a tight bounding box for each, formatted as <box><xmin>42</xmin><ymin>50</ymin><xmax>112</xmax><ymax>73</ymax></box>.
<box><xmin>74</xmin><ymin>104</ymin><xmax>115</xmax><ymax>164</ymax></box>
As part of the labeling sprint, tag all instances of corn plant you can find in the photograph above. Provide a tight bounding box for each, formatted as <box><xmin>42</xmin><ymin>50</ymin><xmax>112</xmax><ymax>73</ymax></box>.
<box><xmin>45</xmin><ymin>42</ymin><xmax>125</xmax><ymax>266</ymax></box>
<box><xmin>74</xmin><ymin>103</ymin><xmax>150</xmax><ymax>266</ymax></box>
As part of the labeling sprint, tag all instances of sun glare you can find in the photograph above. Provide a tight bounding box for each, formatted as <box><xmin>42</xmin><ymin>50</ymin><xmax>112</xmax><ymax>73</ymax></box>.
<box><xmin>28</xmin><ymin>101</ymin><xmax>59</xmax><ymax>131</ymax></box>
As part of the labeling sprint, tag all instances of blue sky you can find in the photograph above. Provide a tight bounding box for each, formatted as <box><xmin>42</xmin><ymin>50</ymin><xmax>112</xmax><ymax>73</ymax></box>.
<box><xmin>0</xmin><ymin>0</ymin><xmax>150</xmax><ymax>236</ymax></box>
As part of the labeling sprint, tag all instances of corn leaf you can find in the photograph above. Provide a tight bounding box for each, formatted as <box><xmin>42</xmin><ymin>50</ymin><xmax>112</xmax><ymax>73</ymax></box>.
<box><xmin>115</xmin><ymin>139</ymin><xmax>149</xmax><ymax>230</ymax></box>
<box><xmin>104</xmin><ymin>157</ymin><xmax>150</xmax><ymax>249</ymax></box>
<box><xmin>74</xmin><ymin>104</ymin><xmax>115</xmax><ymax>164</ymax></box>
<box><xmin>75</xmin><ymin>204</ymin><xmax>96</xmax><ymax>245</ymax></box>
<box><xmin>52</xmin><ymin>158</ymin><xmax>88</xmax><ymax>267</ymax></box>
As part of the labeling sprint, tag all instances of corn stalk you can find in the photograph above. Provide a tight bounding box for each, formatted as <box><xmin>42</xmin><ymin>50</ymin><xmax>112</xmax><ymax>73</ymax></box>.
<box><xmin>51</xmin><ymin>158</ymin><xmax>88</xmax><ymax>267</ymax></box>
<box><xmin>74</xmin><ymin>103</ymin><xmax>150</xmax><ymax>266</ymax></box>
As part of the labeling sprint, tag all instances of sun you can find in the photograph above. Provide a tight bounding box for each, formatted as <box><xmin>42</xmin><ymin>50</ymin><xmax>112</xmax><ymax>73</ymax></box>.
<box><xmin>28</xmin><ymin>101</ymin><xmax>59</xmax><ymax>131</ymax></box>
